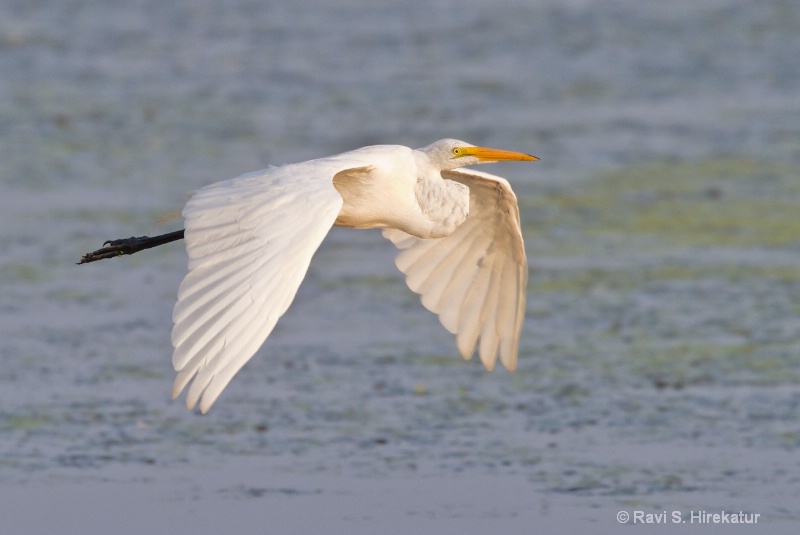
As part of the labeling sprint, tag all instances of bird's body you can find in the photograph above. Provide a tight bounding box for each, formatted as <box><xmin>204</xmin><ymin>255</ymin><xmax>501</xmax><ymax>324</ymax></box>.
<box><xmin>95</xmin><ymin>139</ymin><xmax>537</xmax><ymax>412</ymax></box>
<box><xmin>332</xmin><ymin>144</ymin><xmax>470</xmax><ymax>238</ymax></box>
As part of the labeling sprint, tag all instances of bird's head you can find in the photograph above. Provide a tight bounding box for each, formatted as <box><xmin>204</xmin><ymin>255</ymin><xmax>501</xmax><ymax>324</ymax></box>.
<box><xmin>420</xmin><ymin>139</ymin><xmax>538</xmax><ymax>171</ymax></box>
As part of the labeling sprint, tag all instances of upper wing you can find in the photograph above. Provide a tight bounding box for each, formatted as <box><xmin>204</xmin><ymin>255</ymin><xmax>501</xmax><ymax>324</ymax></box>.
<box><xmin>171</xmin><ymin>157</ymin><xmax>367</xmax><ymax>413</ymax></box>
<box><xmin>382</xmin><ymin>168</ymin><xmax>527</xmax><ymax>371</ymax></box>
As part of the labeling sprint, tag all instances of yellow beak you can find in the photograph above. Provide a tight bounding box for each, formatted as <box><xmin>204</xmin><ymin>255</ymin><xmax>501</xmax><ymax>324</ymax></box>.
<box><xmin>462</xmin><ymin>146</ymin><xmax>539</xmax><ymax>162</ymax></box>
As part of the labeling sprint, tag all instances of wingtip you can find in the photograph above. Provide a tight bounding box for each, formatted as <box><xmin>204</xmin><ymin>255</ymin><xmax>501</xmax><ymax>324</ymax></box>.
<box><xmin>500</xmin><ymin>348</ymin><xmax>519</xmax><ymax>373</ymax></box>
<box><xmin>199</xmin><ymin>395</ymin><xmax>214</xmax><ymax>414</ymax></box>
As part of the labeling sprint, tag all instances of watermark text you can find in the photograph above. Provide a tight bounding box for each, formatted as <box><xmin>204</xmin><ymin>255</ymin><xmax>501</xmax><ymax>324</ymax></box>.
<box><xmin>617</xmin><ymin>510</ymin><xmax>760</xmax><ymax>525</ymax></box>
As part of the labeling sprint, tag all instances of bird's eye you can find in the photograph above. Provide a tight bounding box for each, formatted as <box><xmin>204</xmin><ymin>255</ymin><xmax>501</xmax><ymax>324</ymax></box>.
<box><xmin>451</xmin><ymin>148</ymin><xmax>461</xmax><ymax>156</ymax></box>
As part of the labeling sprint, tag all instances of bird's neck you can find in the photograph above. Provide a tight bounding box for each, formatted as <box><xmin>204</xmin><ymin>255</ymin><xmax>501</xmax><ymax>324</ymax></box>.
<box><xmin>413</xmin><ymin>173</ymin><xmax>469</xmax><ymax>238</ymax></box>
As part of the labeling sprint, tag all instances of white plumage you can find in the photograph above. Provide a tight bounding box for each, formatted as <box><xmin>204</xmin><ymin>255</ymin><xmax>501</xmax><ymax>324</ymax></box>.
<box><xmin>170</xmin><ymin>139</ymin><xmax>537</xmax><ymax>412</ymax></box>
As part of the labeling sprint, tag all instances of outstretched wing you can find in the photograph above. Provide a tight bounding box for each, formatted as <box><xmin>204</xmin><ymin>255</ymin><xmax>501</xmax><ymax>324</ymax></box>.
<box><xmin>382</xmin><ymin>168</ymin><xmax>527</xmax><ymax>371</ymax></box>
<box><xmin>171</xmin><ymin>157</ymin><xmax>367</xmax><ymax>413</ymax></box>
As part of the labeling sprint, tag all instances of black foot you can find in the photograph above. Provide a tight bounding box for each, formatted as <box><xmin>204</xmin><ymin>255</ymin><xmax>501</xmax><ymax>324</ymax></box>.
<box><xmin>78</xmin><ymin>236</ymin><xmax>145</xmax><ymax>264</ymax></box>
<box><xmin>78</xmin><ymin>230</ymin><xmax>185</xmax><ymax>264</ymax></box>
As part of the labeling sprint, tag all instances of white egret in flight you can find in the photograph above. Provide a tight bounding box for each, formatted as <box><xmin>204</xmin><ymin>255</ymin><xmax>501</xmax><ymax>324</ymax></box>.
<box><xmin>80</xmin><ymin>139</ymin><xmax>538</xmax><ymax>412</ymax></box>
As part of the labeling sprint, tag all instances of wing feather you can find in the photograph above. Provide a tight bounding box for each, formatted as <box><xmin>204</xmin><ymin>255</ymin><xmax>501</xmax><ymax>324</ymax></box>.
<box><xmin>435</xmin><ymin>243</ymin><xmax>482</xmax><ymax>332</ymax></box>
<box><xmin>416</xmin><ymin>229</ymin><xmax>480</xmax><ymax>303</ymax></box>
<box><xmin>171</xmin><ymin>157</ymin><xmax>373</xmax><ymax>412</ymax></box>
<box><xmin>383</xmin><ymin>168</ymin><xmax>527</xmax><ymax>371</ymax></box>
<box><xmin>477</xmin><ymin>267</ymin><xmax>502</xmax><ymax>368</ymax></box>
<box><xmin>456</xmin><ymin>262</ymin><xmax>493</xmax><ymax>360</ymax></box>
<box><xmin>398</xmin><ymin>240</ymin><xmax>452</xmax><ymax>291</ymax></box>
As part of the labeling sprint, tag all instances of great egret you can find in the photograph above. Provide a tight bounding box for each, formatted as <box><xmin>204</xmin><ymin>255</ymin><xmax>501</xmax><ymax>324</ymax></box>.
<box><xmin>80</xmin><ymin>139</ymin><xmax>538</xmax><ymax>412</ymax></box>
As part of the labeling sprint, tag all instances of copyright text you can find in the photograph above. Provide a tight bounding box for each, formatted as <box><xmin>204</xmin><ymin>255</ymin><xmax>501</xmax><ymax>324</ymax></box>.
<box><xmin>617</xmin><ymin>510</ymin><xmax>760</xmax><ymax>524</ymax></box>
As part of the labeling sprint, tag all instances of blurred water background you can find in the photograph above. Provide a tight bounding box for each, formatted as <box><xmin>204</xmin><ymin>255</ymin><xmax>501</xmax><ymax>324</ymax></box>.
<box><xmin>2</xmin><ymin>0</ymin><xmax>800</xmax><ymax>533</ymax></box>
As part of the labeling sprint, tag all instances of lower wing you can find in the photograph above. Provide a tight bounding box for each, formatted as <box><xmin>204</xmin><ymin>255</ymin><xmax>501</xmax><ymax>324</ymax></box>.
<box><xmin>382</xmin><ymin>168</ymin><xmax>527</xmax><ymax>371</ymax></box>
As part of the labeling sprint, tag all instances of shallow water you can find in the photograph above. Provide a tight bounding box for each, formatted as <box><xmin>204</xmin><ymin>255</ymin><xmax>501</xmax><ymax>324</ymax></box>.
<box><xmin>2</xmin><ymin>0</ymin><xmax>800</xmax><ymax>533</ymax></box>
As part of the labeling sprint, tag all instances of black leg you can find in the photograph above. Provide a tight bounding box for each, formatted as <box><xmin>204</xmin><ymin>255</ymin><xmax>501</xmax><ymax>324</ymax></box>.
<box><xmin>78</xmin><ymin>229</ymin><xmax>186</xmax><ymax>264</ymax></box>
